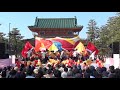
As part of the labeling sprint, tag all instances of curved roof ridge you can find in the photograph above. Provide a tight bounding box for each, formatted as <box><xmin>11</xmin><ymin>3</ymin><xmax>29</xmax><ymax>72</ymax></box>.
<box><xmin>37</xmin><ymin>18</ymin><xmax>76</xmax><ymax>19</ymax></box>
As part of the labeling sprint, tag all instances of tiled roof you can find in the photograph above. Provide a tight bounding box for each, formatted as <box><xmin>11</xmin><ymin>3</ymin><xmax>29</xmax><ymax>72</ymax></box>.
<box><xmin>31</xmin><ymin>17</ymin><xmax>82</xmax><ymax>28</ymax></box>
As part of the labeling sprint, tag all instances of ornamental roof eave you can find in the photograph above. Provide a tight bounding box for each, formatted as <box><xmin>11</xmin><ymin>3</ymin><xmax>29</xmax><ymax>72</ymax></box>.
<box><xmin>28</xmin><ymin>25</ymin><xmax>83</xmax><ymax>29</ymax></box>
<box><xmin>28</xmin><ymin>25</ymin><xmax>83</xmax><ymax>32</ymax></box>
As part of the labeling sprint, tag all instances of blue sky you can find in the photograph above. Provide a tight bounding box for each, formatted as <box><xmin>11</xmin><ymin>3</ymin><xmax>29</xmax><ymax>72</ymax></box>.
<box><xmin>0</xmin><ymin>12</ymin><xmax>116</xmax><ymax>39</ymax></box>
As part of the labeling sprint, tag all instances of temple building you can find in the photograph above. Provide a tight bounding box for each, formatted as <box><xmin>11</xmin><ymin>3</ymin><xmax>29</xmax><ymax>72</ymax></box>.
<box><xmin>28</xmin><ymin>17</ymin><xmax>83</xmax><ymax>38</ymax></box>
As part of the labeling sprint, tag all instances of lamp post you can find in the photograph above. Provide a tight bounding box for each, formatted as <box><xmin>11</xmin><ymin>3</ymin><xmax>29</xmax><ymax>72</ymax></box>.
<box><xmin>9</xmin><ymin>23</ymin><xmax>11</xmax><ymax>55</ymax></box>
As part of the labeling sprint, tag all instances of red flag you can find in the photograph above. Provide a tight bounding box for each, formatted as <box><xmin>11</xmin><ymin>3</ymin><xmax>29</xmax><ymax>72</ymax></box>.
<box><xmin>86</xmin><ymin>42</ymin><xmax>99</xmax><ymax>55</ymax></box>
<box><xmin>95</xmin><ymin>47</ymin><xmax>99</xmax><ymax>55</ymax></box>
<box><xmin>24</xmin><ymin>41</ymin><xmax>33</xmax><ymax>50</ymax></box>
<box><xmin>21</xmin><ymin>41</ymin><xmax>33</xmax><ymax>58</ymax></box>
<box><xmin>21</xmin><ymin>48</ymin><xmax>27</xmax><ymax>58</ymax></box>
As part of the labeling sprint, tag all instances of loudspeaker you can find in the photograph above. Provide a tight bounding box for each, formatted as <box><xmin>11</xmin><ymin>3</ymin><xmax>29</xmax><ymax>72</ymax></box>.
<box><xmin>109</xmin><ymin>43</ymin><xmax>112</xmax><ymax>49</ymax></box>
<box><xmin>0</xmin><ymin>54</ymin><xmax>9</xmax><ymax>59</ymax></box>
<box><xmin>0</xmin><ymin>43</ymin><xmax>5</xmax><ymax>55</ymax></box>
<box><xmin>113</xmin><ymin>42</ymin><xmax>119</xmax><ymax>54</ymax></box>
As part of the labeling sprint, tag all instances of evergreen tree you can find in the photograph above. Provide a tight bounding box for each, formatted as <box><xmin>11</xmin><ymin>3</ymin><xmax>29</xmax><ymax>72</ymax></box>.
<box><xmin>0</xmin><ymin>32</ymin><xmax>6</xmax><ymax>43</ymax></box>
<box><xmin>98</xmin><ymin>12</ymin><xmax>120</xmax><ymax>56</ymax></box>
<box><xmin>86</xmin><ymin>19</ymin><xmax>99</xmax><ymax>44</ymax></box>
<box><xmin>8</xmin><ymin>28</ymin><xmax>24</xmax><ymax>57</ymax></box>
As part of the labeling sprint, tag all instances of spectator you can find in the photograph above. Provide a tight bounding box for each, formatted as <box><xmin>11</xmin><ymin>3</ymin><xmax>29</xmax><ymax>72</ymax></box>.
<box><xmin>102</xmin><ymin>71</ymin><xmax>108</xmax><ymax>78</ymax></box>
<box><xmin>108</xmin><ymin>73</ymin><xmax>115</xmax><ymax>78</ymax></box>
<box><xmin>6</xmin><ymin>66</ymin><xmax>12</xmax><ymax>78</ymax></box>
<box><xmin>9</xmin><ymin>70</ymin><xmax>17</xmax><ymax>78</ymax></box>
<box><xmin>67</xmin><ymin>71</ymin><xmax>73</xmax><ymax>78</ymax></box>
<box><xmin>44</xmin><ymin>69</ymin><xmax>54</xmax><ymax>78</ymax></box>
<box><xmin>53</xmin><ymin>69</ymin><xmax>61</xmax><ymax>78</ymax></box>
<box><xmin>37</xmin><ymin>69</ymin><xmax>44</xmax><ymax>78</ymax></box>
<box><xmin>61</xmin><ymin>67</ymin><xmax>68</xmax><ymax>78</ymax></box>
<box><xmin>83</xmin><ymin>72</ymin><xmax>90</xmax><ymax>78</ymax></box>
<box><xmin>1</xmin><ymin>70</ymin><xmax>6</xmax><ymax>78</ymax></box>
<box><xmin>109</xmin><ymin>66</ymin><xmax>115</xmax><ymax>73</ymax></box>
<box><xmin>114</xmin><ymin>68</ymin><xmax>120</xmax><ymax>78</ymax></box>
<box><xmin>26</xmin><ymin>69</ymin><xmax>35</xmax><ymax>78</ymax></box>
<box><xmin>74</xmin><ymin>73</ymin><xmax>83</xmax><ymax>78</ymax></box>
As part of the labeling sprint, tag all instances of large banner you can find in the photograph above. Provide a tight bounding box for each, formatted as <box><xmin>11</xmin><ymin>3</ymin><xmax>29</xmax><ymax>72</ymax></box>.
<box><xmin>35</xmin><ymin>36</ymin><xmax>80</xmax><ymax>51</ymax></box>
<box><xmin>0</xmin><ymin>55</ymin><xmax>16</xmax><ymax>68</ymax></box>
<box><xmin>113</xmin><ymin>54</ymin><xmax>120</xmax><ymax>69</ymax></box>
<box><xmin>105</xmin><ymin>58</ymin><xmax>114</xmax><ymax>66</ymax></box>
<box><xmin>0</xmin><ymin>59</ymin><xmax>12</xmax><ymax>68</ymax></box>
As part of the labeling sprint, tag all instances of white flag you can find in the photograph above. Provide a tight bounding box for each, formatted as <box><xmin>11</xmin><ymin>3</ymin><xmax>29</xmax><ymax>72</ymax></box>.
<box><xmin>89</xmin><ymin>51</ymin><xmax>96</xmax><ymax>60</ymax></box>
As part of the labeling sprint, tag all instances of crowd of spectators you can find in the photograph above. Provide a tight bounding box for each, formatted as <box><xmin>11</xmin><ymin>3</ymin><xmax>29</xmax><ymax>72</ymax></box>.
<box><xmin>0</xmin><ymin>49</ymin><xmax>120</xmax><ymax>78</ymax></box>
<box><xmin>0</xmin><ymin>59</ymin><xmax>120</xmax><ymax>78</ymax></box>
